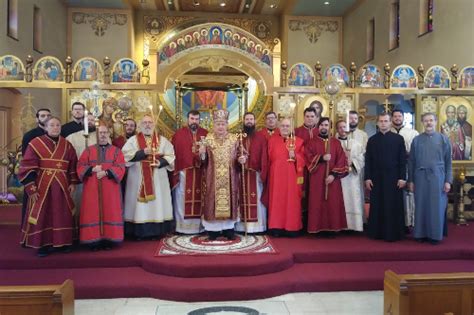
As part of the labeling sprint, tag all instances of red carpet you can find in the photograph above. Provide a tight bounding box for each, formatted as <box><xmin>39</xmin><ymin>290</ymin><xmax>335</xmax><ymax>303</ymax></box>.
<box><xmin>0</xmin><ymin>204</ymin><xmax>21</xmax><ymax>225</ymax></box>
<box><xmin>1</xmin><ymin>206</ymin><xmax>474</xmax><ymax>301</ymax></box>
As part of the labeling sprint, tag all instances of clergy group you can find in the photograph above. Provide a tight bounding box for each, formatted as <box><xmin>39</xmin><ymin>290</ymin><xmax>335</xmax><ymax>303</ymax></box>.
<box><xmin>19</xmin><ymin>101</ymin><xmax>452</xmax><ymax>257</ymax></box>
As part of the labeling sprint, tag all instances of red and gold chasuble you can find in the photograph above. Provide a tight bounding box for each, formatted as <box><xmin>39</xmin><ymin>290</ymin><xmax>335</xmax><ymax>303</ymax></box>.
<box><xmin>171</xmin><ymin>127</ymin><xmax>208</xmax><ymax>219</ymax></box>
<box><xmin>136</xmin><ymin>132</ymin><xmax>160</xmax><ymax>202</ymax></box>
<box><xmin>239</xmin><ymin>133</ymin><xmax>268</xmax><ymax>222</ymax></box>
<box><xmin>20</xmin><ymin>136</ymin><xmax>76</xmax><ymax>225</ymax></box>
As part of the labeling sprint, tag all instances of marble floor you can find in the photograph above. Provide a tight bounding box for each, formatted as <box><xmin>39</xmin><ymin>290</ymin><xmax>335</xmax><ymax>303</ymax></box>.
<box><xmin>75</xmin><ymin>290</ymin><xmax>383</xmax><ymax>315</ymax></box>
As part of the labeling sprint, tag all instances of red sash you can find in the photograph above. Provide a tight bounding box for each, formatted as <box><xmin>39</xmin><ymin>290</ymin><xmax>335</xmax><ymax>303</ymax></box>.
<box><xmin>239</xmin><ymin>168</ymin><xmax>258</xmax><ymax>222</ymax></box>
<box><xmin>136</xmin><ymin>132</ymin><xmax>160</xmax><ymax>202</ymax></box>
<box><xmin>28</xmin><ymin>137</ymin><xmax>74</xmax><ymax>225</ymax></box>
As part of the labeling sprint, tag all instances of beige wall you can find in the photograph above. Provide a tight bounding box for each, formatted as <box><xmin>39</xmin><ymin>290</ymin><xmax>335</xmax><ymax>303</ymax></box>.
<box><xmin>283</xmin><ymin>15</ymin><xmax>342</xmax><ymax>70</ymax></box>
<box><xmin>343</xmin><ymin>0</ymin><xmax>474</xmax><ymax>70</ymax></box>
<box><xmin>68</xmin><ymin>8</ymin><xmax>133</xmax><ymax>65</ymax></box>
<box><xmin>0</xmin><ymin>0</ymin><xmax>67</xmax><ymax>60</ymax></box>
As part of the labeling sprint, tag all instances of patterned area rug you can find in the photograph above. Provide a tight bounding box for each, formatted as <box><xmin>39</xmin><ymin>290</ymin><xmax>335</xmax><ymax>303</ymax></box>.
<box><xmin>155</xmin><ymin>234</ymin><xmax>277</xmax><ymax>256</ymax></box>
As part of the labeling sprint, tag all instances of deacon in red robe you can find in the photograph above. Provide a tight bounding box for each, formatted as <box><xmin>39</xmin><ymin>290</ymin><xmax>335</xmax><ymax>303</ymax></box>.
<box><xmin>267</xmin><ymin>118</ymin><xmax>304</xmax><ymax>236</ymax></box>
<box><xmin>235</xmin><ymin>112</ymin><xmax>269</xmax><ymax>234</ymax></box>
<box><xmin>171</xmin><ymin>110</ymin><xmax>208</xmax><ymax>234</ymax></box>
<box><xmin>257</xmin><ymin>111</ymin><xmax>280</xmax><ymax>140</ymax></box>
<box><xmin>305</xmin><ymin>117</ymin><xmax>348</xmax><ymax>234</ymax></box>
<box><xmin>19</xmin><ymin>117</ymin><xmax>78</xmax><ymax>257</ymax></box>
<box><xmin>294</xmin><ymin>107</ymin><xmax>318</xmax><ymax>228</ymax></box>
<box><xmin>78</xmin><ymin>125</ymin><xmax>126</xmax><ymax>250</ymax></box>
<box><xmin>294</xmin><ymin>107</ymin><xmax>318</xmax><ymax>143</ymax></box>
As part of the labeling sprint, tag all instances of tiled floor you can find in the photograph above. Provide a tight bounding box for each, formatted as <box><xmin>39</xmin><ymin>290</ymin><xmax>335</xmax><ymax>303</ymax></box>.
<box><xmin>75</xmin><ymin>290</ymin><xmax>383</xmax><ymax>315</ymax></box>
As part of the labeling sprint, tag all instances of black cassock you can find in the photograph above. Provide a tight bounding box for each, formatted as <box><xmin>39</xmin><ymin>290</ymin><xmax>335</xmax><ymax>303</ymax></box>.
<box><xmin>60</xmin><ymin>120</ymin><xmax>83</xmax><ymax>138</ymax></box>
<box><xmin>365</xmin><ymin>131</ymin><xmax>406</xmax><ymax>241</ymax></box>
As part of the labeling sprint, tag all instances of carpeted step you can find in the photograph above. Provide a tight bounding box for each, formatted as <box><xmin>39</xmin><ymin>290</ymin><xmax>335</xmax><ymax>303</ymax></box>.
<box><xmin>0</xmin><ymin>259</ymin><xmax>473</xmax><ymax>302</ymax></box>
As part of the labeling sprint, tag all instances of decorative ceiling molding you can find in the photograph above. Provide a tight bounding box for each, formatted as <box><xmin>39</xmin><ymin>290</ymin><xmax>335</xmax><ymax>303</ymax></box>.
<box><xmin>180</xmin><ymin>74</ymin><xmax>248</xmax><ymax>86</ymax></box>
<box><xmin>72</xmin><ymin>13</ymin><xmax>127</xmax><ymax>37</ymax></box>
<box><xmin>288</xmin><ymin>20</ymin><xmax>338</xmax><ymax>44</ymax></box>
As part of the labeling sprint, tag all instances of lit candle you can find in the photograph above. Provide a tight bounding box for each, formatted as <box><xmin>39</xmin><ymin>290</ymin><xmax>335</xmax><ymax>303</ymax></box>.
<box><xmin>345</xmin><ymin>109</ymin><xmax>350</xmax><ymax>132</ymax></box>
<box><xmin>84</xmin><ymin>109</ymin><xmax>89</xmax><ymax>135</ymax></box>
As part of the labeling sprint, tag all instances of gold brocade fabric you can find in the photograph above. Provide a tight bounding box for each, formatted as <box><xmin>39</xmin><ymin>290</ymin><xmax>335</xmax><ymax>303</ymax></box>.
<box><xmin>206</xmin><ymin>133</ymin><xmax>237</xmax><ymax>219</ymax></box>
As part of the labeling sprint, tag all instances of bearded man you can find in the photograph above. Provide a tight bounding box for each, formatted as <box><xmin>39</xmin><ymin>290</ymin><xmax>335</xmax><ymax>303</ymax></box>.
<box><xmin>122</xmin><ymin>115</ymin><xmax>175</xmax><ymax>239</ymax></box>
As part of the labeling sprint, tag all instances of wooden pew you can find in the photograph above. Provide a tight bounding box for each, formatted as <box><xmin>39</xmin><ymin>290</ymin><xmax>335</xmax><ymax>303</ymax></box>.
<box><xmin>0</xmin><ymin>279</ymin><xmax>74</xmax><ymax>315</ymax></box>
<box><xmin>384</xmin><ymin>270</ymin><xmax>474</xmax><ymax>315</ymax></box>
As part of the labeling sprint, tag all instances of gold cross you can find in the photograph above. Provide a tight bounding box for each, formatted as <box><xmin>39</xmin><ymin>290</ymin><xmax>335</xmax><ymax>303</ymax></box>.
<box><xmin>56</xmin><ymin>162</ymin><xmax>62</xmax><ymax>168</ymax></box>
<box><xmin>384</xmin><ymin>99</ymin><xmax>390</xmax><ymax>113</ymax></box>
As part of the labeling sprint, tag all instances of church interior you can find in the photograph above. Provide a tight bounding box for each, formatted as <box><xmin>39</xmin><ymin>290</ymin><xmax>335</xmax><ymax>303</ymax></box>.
<box><xmin>1</xmin><ymin>0</ymin><xmax>474</xmax><ymax>314</ymax></box>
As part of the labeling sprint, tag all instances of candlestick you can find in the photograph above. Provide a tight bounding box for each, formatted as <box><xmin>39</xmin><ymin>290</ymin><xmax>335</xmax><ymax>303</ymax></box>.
<box><xmin>345</xmin><ymin>109</ymin><xmax>350</xmax><ymax>132</ymax></box>
<box><xmin>84</xmin><ymin>109</ymin><xmax>89</xmax><ymax>135</ymax></box>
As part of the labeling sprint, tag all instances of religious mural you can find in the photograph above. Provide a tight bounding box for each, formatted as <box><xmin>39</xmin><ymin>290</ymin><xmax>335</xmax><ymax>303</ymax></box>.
<box><xmin>424</xmin><ymin>65</ymin><xmax>451</xmax><ymax>89</ymax></box>
<box><xmin>112</xmin><ymin>58</ymin><xmax>140</xmax><ymax>83</ymax></box>
<box><xmin>287</xmin><ymin>63</ymin><xmax>315</xmax><ymax>87</ymax></box>
<box><xmin>439</xmin><ymin>96</ymin><xmax>474</xmax><ymax>161</ymax></box>
<box><xmin>357</xmin><ymin>64</ymin><xmax>383</xmax><ymax>88</ymax></box>
<box><xmin>157</xmin><ymin>24</ymin><xmax>272</xmax><ymax>68</ymax></box>
<box><xmin>33</xmin><ymin>56</ymin><xmax>64</xmax><ymax>82</ymax></box>
<box><xmin>324</xmin><ymin>64</ymin><xmax>349</xmax><ymax>86</ymax></box>
<box><xmin>0</xmin><ymin>55</ymin><xmax>25</xmax><ymax>81</ymax></box>
<box><xmin>390</xmin><ymin>65</ymin><xmax>417</xmax><ymax>88</ymax></box>
<box><xmin>459</xmin><ymin>66</ymin><xmax>474</xmax><ymax>89</ymax></box>
<box><xmin>73</xmin><ymin>57</ymin><xmax>103</xmax><ymax>82</ymax></box>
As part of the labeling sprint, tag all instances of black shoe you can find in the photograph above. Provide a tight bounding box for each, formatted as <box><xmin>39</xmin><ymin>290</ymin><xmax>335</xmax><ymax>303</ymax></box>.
<box><xmin>429</xmin><ymin>239</ymin><xmax>440</xmax><ymax>245</ymax></box>
<box><xmin>208</xmin><ymin>231</ymin><xmax>219</xmax><ymax>240</ymax></box>
<box><xmin>224</xmin><ymin>229</ymin><xmax>236</xmax><ymax>240</ymax></box>
<box><xmin>37</xmin><ymin>247</ymin><xmax>49</xmax><ymax>257</ymax></box>
<box><xmin>415</xmin><ymin>237</ymin><xmax>427</xmax><ymax>243</ymax></box>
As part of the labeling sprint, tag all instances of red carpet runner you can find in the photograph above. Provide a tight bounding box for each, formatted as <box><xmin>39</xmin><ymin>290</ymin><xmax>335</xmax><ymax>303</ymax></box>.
<box><xmin>1</xmin><ymin>208</ymin><xmax>474</xmax><ymax>301</ymax></box>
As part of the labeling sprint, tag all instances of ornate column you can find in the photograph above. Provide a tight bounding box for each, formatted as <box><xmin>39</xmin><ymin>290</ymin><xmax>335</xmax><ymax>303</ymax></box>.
<box><xmin>349</xmin><ymin>62</ymin><xmax>357</xmax><ymax>88</ymax></box>
<box><xmin>238</xmin><ymin>88</ymin><xmax>243</xmax><ymax>123</ymax></box>
<box><xmin>243</xmin><ymin>82</ymin><xmax>249</xmax><ymax>113</ymax></box>
<box><xmin>25</xmin><ymin>55</ymin><xmax>34</xmax><ymax>83</ymax></box>
<box><xmin>281</xmin><ymin>61</ymin><xmax>288</xmax><ymax>87</ymax></box>
<box><xmin>451</xmin><ymin>64</ymin><xmax>459</xmax><ymax>90</ymax></box>
<box><xmin>417</xmin><ymin>64</ymin><xmax>425</xmax><ymax>89</ymax></box>
<box><xmin>65</xmin><ymin>56</ymin><xmax>73</xmax><ymax>83</ymax></box>
<box><xmin>174</xmin><ymin>80</ymin><xmax>182</xmax><ymax>130</ymax></box>
<box><xmin>314</xmin><ymin>61</ymin><xmax>322</xmax><ymax>88</ymax></box>
<box><xmin>383</xmin><ymin>63</ymin><xmax>391</xmax><ymax>89</ymax></box>
<box><xmin>103</xmin><ymin>57</ymin><xmax>111</xmax><ymax>84</ymax></box>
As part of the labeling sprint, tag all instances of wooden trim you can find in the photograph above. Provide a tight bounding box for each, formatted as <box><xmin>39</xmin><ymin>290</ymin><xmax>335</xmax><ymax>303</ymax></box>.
<box><xmin>282</xmin><ymin>0</ymin><xmax>298</xmax><ymax>15</ymax></box>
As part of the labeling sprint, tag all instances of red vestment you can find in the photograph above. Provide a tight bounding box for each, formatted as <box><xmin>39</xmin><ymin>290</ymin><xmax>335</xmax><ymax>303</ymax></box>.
<box><xmin>171</xmin><ymin>126</ymin><xmax>208</xmax><ymax>218</ymax></box>
<box><xmin>305</xmin><ymin>136</ymin><xmax>348</xmax><ymax>233</ymax></box>
<box><xmin>112</xmin><ymin>135</ymin><xmax>127</xmax><ymax>149</ymax></box>
<box><xmin>77</xmin><ymin>144</ymin><xmax>125</xmax><ymax>244</ymax></box>
<box><xmin>295</xmin><ymin>125</ymin><xmax>318</xmax><ymax>143</ymax></box>
<box><xmin>257</xmin><ymin>128</ymin><xmax>280</xmax><ymax>141</ymax></box>
<box><xmin>267</xmin><ymin>135</ymin><xmax>304</xmax><ymax>231</ymax></box>
<box><xmin>19</xmin><ymin>135</ymin><xmax>78</xmax><ymax>248</ymax></box>
<box><xmin>240</xmin><ymin>132</ymin><xmax>268</xmax><ymax>222</ymax></box>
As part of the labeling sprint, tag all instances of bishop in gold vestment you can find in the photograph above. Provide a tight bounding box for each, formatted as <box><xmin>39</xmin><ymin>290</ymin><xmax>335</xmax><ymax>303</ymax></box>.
<box><xmin>198</xmin><ymin>110</ymin><xmax>246</xmax><ymax>240</ymax></box>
